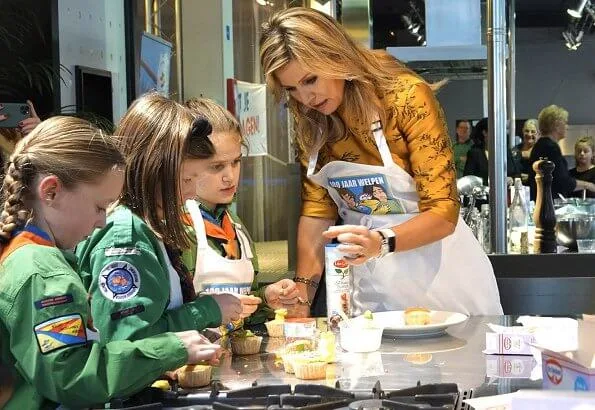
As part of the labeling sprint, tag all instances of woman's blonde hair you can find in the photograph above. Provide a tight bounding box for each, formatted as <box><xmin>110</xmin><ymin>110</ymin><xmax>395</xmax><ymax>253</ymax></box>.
<box><xmin>116</xmin><ymin>93</ymin><xmax>212</xmax><ymax>249</ymax></box>
<box><xmin>538</xmin><ymin>105</ymin><xmax>568</xmax><ymax>136</ymax></box>
<box><xmin>0</xmin><ymin>116</ymin><xmax>124</xmax><ymax>244</ymax></box>
<box><xmin>522</xmin><ymin>118</ymin><xmax>538</xmax><ymax>133</ymax></box>
<box><xmin>575</xmin><ymin>136</ymin><xmax>595</xmax><ymax>164</ymax></box>
<box><xmin>260</xmin><ymin>7</ymin><xmax>440</xmax><ymax>156</ymax></box>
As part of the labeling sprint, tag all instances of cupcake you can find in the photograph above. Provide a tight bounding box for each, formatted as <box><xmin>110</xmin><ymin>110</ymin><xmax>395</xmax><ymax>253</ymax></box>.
<box><xmin>265</xmin><ymin>309</ymin><xmax>287</xmax><ymax>337</ymax></box>
<box><xmin>284</xmin><ymin>339</ymin><xmax>315</xmax><ymax>354</ymax></box>
<box><xmin>292</xmin><ymin>355</ymin><xmax>328</xmax><ymax>380</ymax></box>
<box><xmin>265</xmin><ymin>321</ymin><xmax>284</xmax><ymax>337</ymax></box>
<box><xmin>176</xmin><ymin>364</ymin><xmax>212</xmax><ymax>388</ymax></box>
<box><xmin>404</xmin><ymin>307</ymin><xmax>431</xmax><ymax>326</ymax></box>
<box><xmin>282</xmin><ymin>353</ymin><xmax>299</xmax><ymax>374</ymax></box>
<box><xmin>230</xmin><ymin>330</ymin><xmax>263</xmax><ymax>355</ymax></box>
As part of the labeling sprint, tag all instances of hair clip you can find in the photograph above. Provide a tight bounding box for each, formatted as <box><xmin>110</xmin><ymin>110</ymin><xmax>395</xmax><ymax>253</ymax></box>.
<box><xmin>190</xmin><ymin>117</ymin><xmax>212</xmax><ymax>139</ymax></box>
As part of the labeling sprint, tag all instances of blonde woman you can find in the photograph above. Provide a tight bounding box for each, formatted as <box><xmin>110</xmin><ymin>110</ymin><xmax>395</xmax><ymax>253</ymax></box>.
<box><xmin>570</xmin><ymin>136</ymin><xmax>595</xmax><ymax>198</ymax></box>
<box><xmin>512</xmin><ymin>119</ymin><xmax>538</xmax><ymax>182</ymax></box>
<box><xmin>528</xmin><ymin>105</ymin><xmax>595</xmax><ymax>200</ymax></box>
<box><xmin>0</xmin><ymin>117</ymin><xmax>221</xmax><ymax>409</ymax></box>
<box><xmin>260</xmin><ymin>8</ymin><xmax>502</xmax><ymax>316</ymax></box>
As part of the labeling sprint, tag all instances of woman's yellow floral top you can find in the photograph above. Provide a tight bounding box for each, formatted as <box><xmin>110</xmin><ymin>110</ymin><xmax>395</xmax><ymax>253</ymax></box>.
<box><xmin>299</xmin><ymin>72</ymin><xmax>460</xmax><ymax>225</ymax></box>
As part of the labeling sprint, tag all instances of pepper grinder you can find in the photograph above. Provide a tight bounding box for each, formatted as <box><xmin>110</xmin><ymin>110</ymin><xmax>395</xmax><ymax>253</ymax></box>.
<box><xmin>533</xmin><ymin>158</ymin><xmax>557</xmax><ymax>253</ymax></box>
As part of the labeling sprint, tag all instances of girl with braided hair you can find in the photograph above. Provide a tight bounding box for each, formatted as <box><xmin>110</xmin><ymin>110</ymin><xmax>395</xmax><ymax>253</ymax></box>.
<box><xmin>0</xmin><ymin>116</ymin><xmax>223</xmax><ymax>409</ymax></box>
<box><xmin>76</xmin><ymin>93</ymin><xmax>261</xmax><ymax>345</ymax></box>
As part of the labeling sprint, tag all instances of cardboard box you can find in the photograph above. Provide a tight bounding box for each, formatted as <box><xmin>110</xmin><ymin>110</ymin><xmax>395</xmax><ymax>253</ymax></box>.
<box><xmin>485</xmin><ymin>331</ymin><xmax>536</xmax><ymax>355</ymax></box>
<box><xmin>539</xmin><ymin>320</ymin><xmax>595</xmax><ymax>392</ymax></box>
<box><xmin>486</xmin><ymin>355</ymin><xmax>536</xmax><ymax>378</ymax></box>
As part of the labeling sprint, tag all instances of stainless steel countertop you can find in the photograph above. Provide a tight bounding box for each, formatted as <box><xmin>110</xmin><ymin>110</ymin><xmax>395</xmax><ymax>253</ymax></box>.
<box><xmin>212</xmin><ymin>316</ymin><xmax>542</xmax><ymax>397</ymax></box>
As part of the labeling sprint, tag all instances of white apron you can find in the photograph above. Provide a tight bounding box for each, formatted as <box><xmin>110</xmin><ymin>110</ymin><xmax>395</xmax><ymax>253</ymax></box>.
<box><xmin>185</xmin><ymin>199</ymin><xmax>255</xmax><ymax>295</ymax></box>
<box><xmin>307</xmin><ymin>121</ymin><xmax>503</xmax><ymax>316</ymax></box>
<box><xmin>156</xmin><ymin>240</ymin><xmax>184</xmax><ymax>310</ymax></box>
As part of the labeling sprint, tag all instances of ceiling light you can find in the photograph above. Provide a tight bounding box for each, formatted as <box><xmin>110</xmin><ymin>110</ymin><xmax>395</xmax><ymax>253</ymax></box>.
<box><xmin>401</xmin><ymin>15</ymin><xmax>414</xmax><ymax>31</ymax></box>
<box><xmin>401</xmin><ymin>15</ymin><xmax>422</xmax><ymax>35</ymax></box>
<box><xmin>562</xmin><ymin>30</ymin><xmax>578</xmax><ymax>50</ymax></box>
<box><xmin>567</xmin><ymin>0</ymin><xmax>590</xmax><ymax>18</ymax></box>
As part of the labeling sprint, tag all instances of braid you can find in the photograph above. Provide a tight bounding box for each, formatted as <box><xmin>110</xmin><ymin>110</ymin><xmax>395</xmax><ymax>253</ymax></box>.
<box><xmin>0</xmin><ymin>156</ymin><xmax>33</xmax><ymax>244</ymax></box>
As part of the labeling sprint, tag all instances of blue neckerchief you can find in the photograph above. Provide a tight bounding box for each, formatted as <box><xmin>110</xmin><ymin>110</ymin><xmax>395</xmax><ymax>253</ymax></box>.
<box><xmin>13</xmin><ymin>224</ymin><xmax>52</xmax><ymax>241</ymax></box>
<box><xmin>198</xmin><ymin>203</ymin><xmax>228</xmax><ymax>227</ymax></box>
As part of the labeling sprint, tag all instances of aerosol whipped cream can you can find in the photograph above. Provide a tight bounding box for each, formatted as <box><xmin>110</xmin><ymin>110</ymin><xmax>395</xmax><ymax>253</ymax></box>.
<box><xmin>325</xmin><ymin>243</ymin><xmax>352</xmax><ymax>330</ymax></box>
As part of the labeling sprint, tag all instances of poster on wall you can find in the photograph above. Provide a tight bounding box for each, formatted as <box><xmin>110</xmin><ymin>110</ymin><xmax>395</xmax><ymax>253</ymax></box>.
<box><xmin>139</xmin><ymin>32</ymin><xmax>172</xmax><ymax>97</ymax></box>
<box><xmin>227</xmin><ymin>79</ymin><xmax>268</xmax><ymax>156</ymax></box>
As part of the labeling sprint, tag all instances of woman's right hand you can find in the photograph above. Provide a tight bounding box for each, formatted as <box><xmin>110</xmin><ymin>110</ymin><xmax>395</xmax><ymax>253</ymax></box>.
<box><xmin>210</xmin><ymin>293</ymin><xmax>262</xmax><ymax>323</ymax></box>
<box><xmin>175</xmin><ymin>330</ymin><xmax>222</xmax><ymax>364</ymax></box>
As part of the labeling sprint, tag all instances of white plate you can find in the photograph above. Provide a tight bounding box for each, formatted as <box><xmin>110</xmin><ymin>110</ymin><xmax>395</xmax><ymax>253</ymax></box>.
<box><xmin>372</xmin><ymin>310</ymin><xmax>469</xmax><ymax>338</ymax></box>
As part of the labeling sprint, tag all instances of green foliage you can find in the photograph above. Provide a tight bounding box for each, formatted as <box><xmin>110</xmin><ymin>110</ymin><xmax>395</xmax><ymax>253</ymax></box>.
<box><xmin>0</xmin><ymin>3</ymin><xmax>66</xmax><ymax>100</ymax></box>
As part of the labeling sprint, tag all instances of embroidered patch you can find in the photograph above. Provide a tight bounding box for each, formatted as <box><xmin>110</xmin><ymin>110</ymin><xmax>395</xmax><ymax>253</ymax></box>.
<box><xmin>110</xmin><ymin>304</ymin><xmax>145</xmax><ymax>321</ymax></box>
<box><xmin>104</xmin><ymin>247</ymin><xmax>141</xmax><ymax>257</ymax></box>
<box><xmin>34</xmin><ymin>314</ymin><xmax>87</xmax><ymax>354</ymax></box>
<box><xmin>98</xmin><ymin>261</ymin><xmax>141</xmax><ymax>302</ymax></box>
<box><xmin>34</xmin><ymin>294</ymin><xmax>74</xmax><ymax>310</ymax></box>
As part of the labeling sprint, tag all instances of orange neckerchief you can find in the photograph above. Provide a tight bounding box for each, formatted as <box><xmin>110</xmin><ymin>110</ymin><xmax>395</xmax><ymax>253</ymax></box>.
<box><xmin>203</xmin><ymin>212</ymin><xmax>239</xmax><ymax>259</ymax></box>
<box><xmin>0</xmin><ymin>227</ymin><xmax>53</xmax><ymax>263</ymax></box>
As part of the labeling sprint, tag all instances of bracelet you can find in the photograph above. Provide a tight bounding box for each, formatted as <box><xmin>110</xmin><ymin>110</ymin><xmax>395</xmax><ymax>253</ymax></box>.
<box><xmin>293</xmin><ymin>276</ymin><xmax>319</xmax><ymax>290</ymax></box>
<box><xmin>297</xmin><ymin>296</ymin><xmax>312</xmax><ymax>306</ymax></box>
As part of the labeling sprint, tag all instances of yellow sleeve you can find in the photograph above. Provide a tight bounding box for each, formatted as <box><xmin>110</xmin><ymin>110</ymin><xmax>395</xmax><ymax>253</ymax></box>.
<box><xmin>399</xmin><ymin>82</ymin><xmax>460</xmax><ymax>225</ymax></box>
<box><xmin>298</xmin><ymin>148</ymin><xmax>338</xmax><ymax>220</ymax></box>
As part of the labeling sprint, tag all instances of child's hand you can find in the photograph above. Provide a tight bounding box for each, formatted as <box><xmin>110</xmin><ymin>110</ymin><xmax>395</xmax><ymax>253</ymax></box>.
<box><xmin>175</xmin><ymin>330</ymin><xmax>223</xmax><ymax>364</ymax></box>
<box><xmin>210</xmin><ymin>293</ymin><xmax>261</xmax><ymax>324</ymax></box>
<box><xmin>237</xmin><ymin>294</ymin><xmax>261</xmax><ymax>317</ymax></box>
<box><xmin>264</xmin><ymin>279</ymin><xmax>300</xmax><ymax>309</ymax></box>
<box><xmin>210</xmin><ymin>293</ymin><xmax>243</xmax><ymax>323</ymax></box>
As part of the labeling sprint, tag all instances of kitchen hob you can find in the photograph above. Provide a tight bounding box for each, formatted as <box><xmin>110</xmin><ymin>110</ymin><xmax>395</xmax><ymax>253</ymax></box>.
<box><xmin>107</xmin><ymin>380</ymin><xmax>473</xmax><ymax>410</ymax></box>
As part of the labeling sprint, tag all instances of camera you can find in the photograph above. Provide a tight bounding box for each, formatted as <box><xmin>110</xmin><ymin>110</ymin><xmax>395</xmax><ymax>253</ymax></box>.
<box><xmin>19</xmin><ymin>105</ymin><xmax>30</xmax><ymax>116</ymax></box>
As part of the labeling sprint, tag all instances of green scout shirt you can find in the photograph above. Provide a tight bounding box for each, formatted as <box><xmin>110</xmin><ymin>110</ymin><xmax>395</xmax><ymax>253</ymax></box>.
<box><xmin>181</xmin><ymin>203</ymin><xmax>271</xmax><ymax>324</ymax></box>
<box><xmin>453</xmin><ymin>139</ymin><xmax>473</xmax><ymax>179</ymax></box>
<box><xmin>75</xmin><ymin>205</ymin><xmax>222</xmax><ymax>343</ymax></box>
<box><xmin>0</xmin><ymin>231</ymin><xmax>187</xmax><ymax>410</ymax></box>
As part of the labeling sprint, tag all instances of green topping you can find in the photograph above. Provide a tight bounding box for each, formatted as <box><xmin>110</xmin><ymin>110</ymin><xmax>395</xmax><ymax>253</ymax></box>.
<box><xmin>232</xmin><ymin>329</ymin><xmax>255</xmax><ymax>338</ymax></box>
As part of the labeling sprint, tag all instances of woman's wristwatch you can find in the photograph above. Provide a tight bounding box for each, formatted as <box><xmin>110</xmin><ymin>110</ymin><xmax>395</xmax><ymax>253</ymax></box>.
<box><xmin>375</xmin><ymin>228</ymin><xmax>396</xmax><ymax>258</ymax></box>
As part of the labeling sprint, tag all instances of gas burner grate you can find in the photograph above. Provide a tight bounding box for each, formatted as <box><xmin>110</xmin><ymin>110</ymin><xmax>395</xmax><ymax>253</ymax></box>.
<box><xmin>110</xmin><ymin>380</ymin><xmax>462</xmax><ymax>410</ymax></box>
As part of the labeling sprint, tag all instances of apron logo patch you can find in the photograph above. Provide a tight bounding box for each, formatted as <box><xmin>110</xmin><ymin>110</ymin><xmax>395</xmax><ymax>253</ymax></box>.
<box><xmin>34</xmin><ymin>314</ymin><xmax>87</xmax><ymax>354</ymax></box>
<box><xmin>104</xmin><ymin>247</ymin><xmax>141</xmax><ymax>256</ymax></box>
<box><xmin>34</xmin><ymin>294</ymin><xmax>74</xmax><ymax>310</ymax></box>
<box><xmin>328</xmin><ymin>173</ymin><xmax>405</xmax><ymax>215</ymax></box>
<box><xmin>98</xmin><ymin>261</ymin><xmax>141</xmax><ymax>302</ymax></box>
<box><xmin>110</xmin><ymin>304</ymin><xmax>145</xmax><ymax>321</ymax></box>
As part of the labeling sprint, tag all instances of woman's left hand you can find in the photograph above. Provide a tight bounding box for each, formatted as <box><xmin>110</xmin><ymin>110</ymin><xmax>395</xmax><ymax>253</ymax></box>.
<box><xmin>322</xmin><ymin>225</ymin><xmax>382</xmax><ymax>265</ymax></box>
<box><xmin>264</xmin><ymin>279</ymin><xmax>300</xmax><ymax>309</ymax></box>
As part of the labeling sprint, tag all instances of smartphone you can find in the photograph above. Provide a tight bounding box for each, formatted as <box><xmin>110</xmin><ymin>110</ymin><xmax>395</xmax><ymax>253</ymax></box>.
<box><xmin>0</xmin><ymin>103</ymin><xmax>31</xmax><ymax>128</ymax></box>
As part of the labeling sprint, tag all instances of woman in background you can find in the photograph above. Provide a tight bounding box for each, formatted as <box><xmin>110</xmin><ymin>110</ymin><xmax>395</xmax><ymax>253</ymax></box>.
<box><xmin>569</xmin><ymin>136</ymin><xmax>595</xmax><ymax>198</ymax></box>
<box><xmin>528</xmin><ymin>105</ymin><xmax>595</xmax><ymax>200</ymax></box>
<box><xmin>464</xmin><ymin>117</ymin><xmax>521</xmax><ymax>186</ymax></box>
